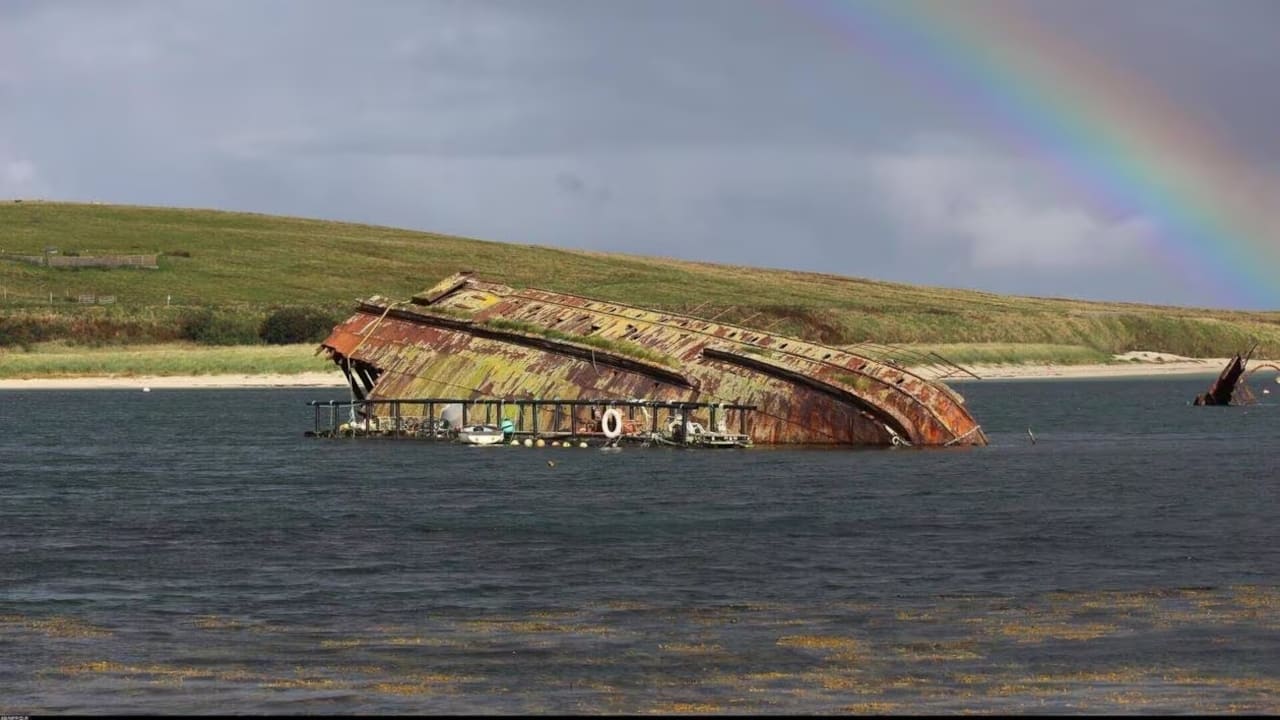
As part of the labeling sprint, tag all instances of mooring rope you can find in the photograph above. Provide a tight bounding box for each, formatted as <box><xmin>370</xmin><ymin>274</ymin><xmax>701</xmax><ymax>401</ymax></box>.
<box><xmin>943</xmin><ymin>424</ymin><xmax>983</xmax><ymax>447</ymax></box>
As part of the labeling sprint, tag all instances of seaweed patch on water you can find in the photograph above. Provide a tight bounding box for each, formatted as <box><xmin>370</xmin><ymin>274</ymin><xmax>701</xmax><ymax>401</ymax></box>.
<box><xmin>191</xmin><ymin>615</ymin><xmax>246</xmax><ymax>631</ymax></box>
<box><xmin>891</xmin><ymin>640</ymin><xmax>983</xmax><ymax>662</ymax></box>
<box><xmin>1033</xmin><ymin>585</ymin><xmax>1280</xmax><ymax>633</ymax></box>
<box><xmin>659</xmin><ymin>641</ymin><xmax>726</xmax><ymax>655</ymax></box>
<box><xmin>988</xmin><ymin>620</ymin><xmax>1120</xmax><ymax>643</ymax></box>
<box><xmin>840</xmin><ymin>701</ymin><xmax>904</xmax><ymax>713</ymax></box>
<box><xmin>646</xmin><ymin>701</ymin><xmax>726</xmax><ymax>714</ymax></box>
<box><xmin>259</xmin><ymin>676</ymin><xmax>346</xmax><ymax>690</ymax></box>
<box><xmin>2</xmin><ymin>614</ymin><xmax>113</xmax><ymax>639</ymax></box>
<box><xmin>892</xmin><ymin>609</ymin><xmax>939</xmax><ymax>623</ymax></box>
<box><xmin>775</xmin><ymin>634</ymin><xmax>863</xmax><ymax>652</ymax></box>
<box><xmin>56</xmin><ymin>660</ymin><xmax>263</xmax><ymax>683</ymax></box>
<box><xmin>16</xmin><ymin>587</ymin><xmax>1280</xmax><ymax>714</ymax></box>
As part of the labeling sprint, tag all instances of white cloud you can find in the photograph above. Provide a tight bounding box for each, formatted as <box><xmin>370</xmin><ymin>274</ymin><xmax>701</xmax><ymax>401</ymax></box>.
<box><xmin>0</xmin><ymin>153</ymin><xmax>44</xmax><ymax>198</ymax></box>
<box><xmin>870</xmin><ymin>139</ymin><xmax>1154</xmax><ymax>270</ymax></box>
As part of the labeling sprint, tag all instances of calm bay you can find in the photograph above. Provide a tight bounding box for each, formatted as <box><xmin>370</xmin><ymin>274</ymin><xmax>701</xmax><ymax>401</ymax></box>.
<box><xmin>3</xmin><ymin>375</ymin><xmax>1278</xmax><ymax>713</ymax></box>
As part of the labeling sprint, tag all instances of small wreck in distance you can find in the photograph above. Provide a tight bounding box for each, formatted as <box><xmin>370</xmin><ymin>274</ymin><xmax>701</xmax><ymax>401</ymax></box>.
<box><xmin>317</xmin><ymin>272</ymin><xmax>988</xmax><ymax>448</ymax></box>
<box><xmin>1194</xmin><ymin>343</ymin><xmax>1276</xmax><ymax>406</ymax></box>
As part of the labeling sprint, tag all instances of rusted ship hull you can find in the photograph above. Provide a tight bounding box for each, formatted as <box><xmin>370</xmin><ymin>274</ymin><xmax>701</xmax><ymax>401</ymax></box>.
<box><xmin>1194</xmin><ymin>354</ymin><xmax>1247</xmax><ymax>406</ymax></box>
<box><xmin>319</xmin><ymin>273</ymin><xmax>987</xmax><ymax>447</ymax></box>
<box><xmin>1194</xmin><ymin>345</ymin><xmax>1270</xmax><ymax>406</ymax></box>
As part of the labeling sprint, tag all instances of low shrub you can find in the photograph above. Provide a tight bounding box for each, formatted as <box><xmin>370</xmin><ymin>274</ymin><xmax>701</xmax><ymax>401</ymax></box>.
<box><xmin>259</xmin><ymin>306</ymin><xmax>340</xmax><ymax>345</ymax></box>
<box><xmin>0</xmin><ymin>315</ymin><xmax>55</xmax><ymax>349</ymax></box>
<box><xmin>179</xmin><ymin>307</ymin><xmax>261</xmax><ymax>345</ymax></box>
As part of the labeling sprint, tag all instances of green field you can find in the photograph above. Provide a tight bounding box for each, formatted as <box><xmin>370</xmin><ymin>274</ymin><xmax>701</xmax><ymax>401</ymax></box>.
<box><xmin>0</xmin><ymin>342</ymin><xmax>334</xmax><ymax>379</ymax></box>
<box><xmin>1</xmin><ymin>201</ymin><xmax>1277</xmax><ymax>374</ymax></box>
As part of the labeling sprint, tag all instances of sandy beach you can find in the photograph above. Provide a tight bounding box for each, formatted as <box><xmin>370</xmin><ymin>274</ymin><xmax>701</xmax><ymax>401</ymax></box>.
<box><xmin>944</xmin><ymin>354</ymin><xmax>1233</xmax><ymax>381</ymax></box>
<box><xmin>0</xmin><ymin>352</ymin><xmax>1255</xmax><ymax>389</ymax></box>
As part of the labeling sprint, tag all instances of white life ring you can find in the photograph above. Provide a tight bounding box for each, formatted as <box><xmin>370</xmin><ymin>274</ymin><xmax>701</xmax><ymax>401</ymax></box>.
<box><xmin>602</xmin><ymin>408</ymin><xmax>623</xmax><ymax>439</ymax></box>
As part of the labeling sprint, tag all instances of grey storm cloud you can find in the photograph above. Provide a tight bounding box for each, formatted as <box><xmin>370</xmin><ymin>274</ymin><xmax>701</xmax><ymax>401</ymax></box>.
<box><xmin>3</xmin><ymin>0</ymin><xmax>1279</xmax><ymax>308</ymax></box>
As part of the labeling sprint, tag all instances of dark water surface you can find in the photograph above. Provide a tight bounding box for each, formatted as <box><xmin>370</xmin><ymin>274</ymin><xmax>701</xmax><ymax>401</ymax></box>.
<box><xmin>3</xmin><ymin>376</ymin><xmax>1279</xmax><ymax>713</ymax></box>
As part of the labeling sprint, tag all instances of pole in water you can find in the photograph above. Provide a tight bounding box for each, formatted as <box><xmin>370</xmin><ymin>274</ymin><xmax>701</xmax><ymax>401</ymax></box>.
<box><xmin>1027</xmin><ymin>427</ymin><xmax>1036</xmax><ymax>444</ymax></box>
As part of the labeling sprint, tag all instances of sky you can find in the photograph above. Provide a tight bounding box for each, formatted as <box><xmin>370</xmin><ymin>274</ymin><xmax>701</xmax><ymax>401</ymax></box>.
<box><xmin>2</xmin><ymin>0</ymin><xmax>1279</xmax><ymax>309</ymax></box>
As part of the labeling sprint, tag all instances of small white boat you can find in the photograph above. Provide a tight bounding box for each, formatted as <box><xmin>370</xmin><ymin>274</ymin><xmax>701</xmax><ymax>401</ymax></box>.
<box><xmin>457</xmin><ymin>424</ymin><xmax>505</xmax><ymax>446</ymax></box>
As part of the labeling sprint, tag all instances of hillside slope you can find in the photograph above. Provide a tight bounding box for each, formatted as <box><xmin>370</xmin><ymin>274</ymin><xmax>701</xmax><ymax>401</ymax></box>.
<box><xmin>1</xmin><ymin>201</ymin><xmax>1277</xmax><ymax>358</ymax></box>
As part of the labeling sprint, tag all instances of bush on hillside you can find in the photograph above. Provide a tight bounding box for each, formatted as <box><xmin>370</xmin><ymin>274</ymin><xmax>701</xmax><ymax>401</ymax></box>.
<box><xmin>0</xmin><ymin>315</ymin><xmax>55</xmax><ymax>349</ymax></box>
<box><xmin>179</xmin><ymin>307</ymin><xmax>260</xmax><ymax>345</ymax></box>
<box><xmin>258</xmin><ymin>306</ymin><xmax>339</xmax><ymax>345</ymax></box>
<box><xmin>66</xmin><ymin>312</ymin><xmax>181</xmax><ymax>346</ymax></box>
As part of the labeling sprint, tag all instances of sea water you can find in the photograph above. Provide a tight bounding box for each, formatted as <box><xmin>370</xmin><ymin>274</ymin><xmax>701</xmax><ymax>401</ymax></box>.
<box><xmin>2</xmin><ymin>376</ymin><xmax>1278</xmax><ymax>713</ymax></box>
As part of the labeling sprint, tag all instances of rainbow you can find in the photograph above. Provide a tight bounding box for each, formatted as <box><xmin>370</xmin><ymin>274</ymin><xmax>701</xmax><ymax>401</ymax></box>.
<box><xmin>789</xmin><ymin>0</ymin><xmax>1279</xmax><ymax>309</ymax></box>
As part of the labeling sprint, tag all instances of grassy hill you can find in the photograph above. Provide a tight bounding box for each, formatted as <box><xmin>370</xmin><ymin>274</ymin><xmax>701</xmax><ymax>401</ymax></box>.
<box><xmin>2</xmin><ymin>200</ymin><xmax>1278</xmax><ymax>363</ymax></box>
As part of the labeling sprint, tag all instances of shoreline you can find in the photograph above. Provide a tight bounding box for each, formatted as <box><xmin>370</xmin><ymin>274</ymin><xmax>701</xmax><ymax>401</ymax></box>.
<box><xmin>943</xmin><ymin>358</ymin><xmax>1230</xmax><ymax>381</ymax></box>
<box><xmin>0</xmin><ymin>359</ymin><xmax>1244</xmax><ymax>390</ymax></box>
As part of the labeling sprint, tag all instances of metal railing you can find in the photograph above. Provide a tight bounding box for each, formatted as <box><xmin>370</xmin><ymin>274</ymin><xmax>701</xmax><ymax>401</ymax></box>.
<box><xmin>306</xmin><ymin>397</ymin><xmax>756</xmax><ymax>442</ymax></box>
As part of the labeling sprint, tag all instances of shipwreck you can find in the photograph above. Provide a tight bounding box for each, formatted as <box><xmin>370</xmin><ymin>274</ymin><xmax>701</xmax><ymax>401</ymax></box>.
<box><xmin>1193</xmin><ymin>344</ymin><xmax>1277</xmax><ymax>406</ymax></box>
<box><xmin>317</xmin><ymin>272</ymin><xmax>988</xmax><ymax>448</ymax></box>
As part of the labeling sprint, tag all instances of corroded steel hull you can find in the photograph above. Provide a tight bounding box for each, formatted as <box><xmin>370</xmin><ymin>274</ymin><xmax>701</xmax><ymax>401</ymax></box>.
<box><xmin>319</xmin><ymin>273</ymin><xmax>987</xmax><ymax>447</ymax></box>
